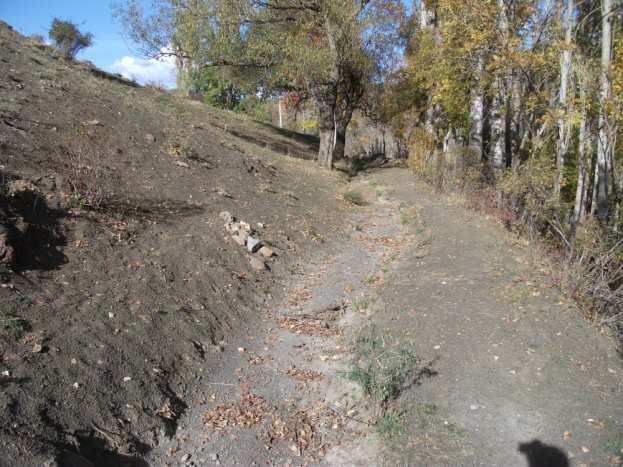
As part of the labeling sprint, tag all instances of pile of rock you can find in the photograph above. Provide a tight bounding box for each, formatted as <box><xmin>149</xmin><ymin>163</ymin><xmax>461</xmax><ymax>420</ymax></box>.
<box><xmin>219</xmin><ymin>211</ymin><xmax>275</xmax><ymax>270</ymax></box>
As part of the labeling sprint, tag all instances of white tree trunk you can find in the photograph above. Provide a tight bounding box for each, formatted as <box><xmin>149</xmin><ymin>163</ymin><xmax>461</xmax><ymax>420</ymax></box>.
<box><xmin>596</xmin><ymin>0</ymin><xmax>613</xmax><ymax>220</ymax></box>
<box><xmin>555</xmin><ymin>0</ymin><xmax>575</xmax><ymax>198</ymax></box>
<box><xmin>469</xmin><ymin>54</ymin><xmax>485</xmax><ymax>160</ymax></box>
<box><xmin>572</xmin><ymin>85</ymin><xmax>588</xmax><ymax>227</ymax></box>
<box><xmin>491</xmin><ymin>0</ymin><xmax>509</xmax><ymax>175</ymax></box>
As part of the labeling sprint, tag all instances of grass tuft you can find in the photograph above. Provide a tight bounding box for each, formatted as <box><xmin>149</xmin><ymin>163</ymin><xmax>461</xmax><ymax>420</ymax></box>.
<box><xmin>347</xmin><ymin>326</ymin><xmax>419</xmax><ymax>403</ymax></box>
<box><xmin>343</xmin><ymin>190</ymin><xmax>367</xmax><ymax>206</ymax></box>
<box><xmin>376</xmin><ymin>411</ymin><xmax>405</xmax><ymax>438</ymax></box>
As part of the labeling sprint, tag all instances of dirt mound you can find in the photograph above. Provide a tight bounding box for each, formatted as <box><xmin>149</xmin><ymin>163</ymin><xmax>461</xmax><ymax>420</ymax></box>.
<box><xmin>0</xmin><ymin>21</ymin><xmax>346</xmax><ymax>466</ymax></box>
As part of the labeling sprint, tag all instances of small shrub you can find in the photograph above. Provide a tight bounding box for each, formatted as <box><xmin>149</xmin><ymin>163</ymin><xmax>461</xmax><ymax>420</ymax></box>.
<box><xmin>347</xmin><ymin>326</ymin><xmax>419</xmax><ymax>403</ymax></box>
<box><xmin>49</xmin><ymin>18</ymin><xmax>93</xmax><ymax>59</ymax></box>
<box><xmin>562</xmin><ymin>221</ymin><xmax>623</xmax><ymax>352</ymax></box>
<box><xmin>498</xmin><ymin>154</ymin><xmax>561</xmax><ymax>235</ymax></box>
<box><xmin>344</xmin><ymin>190</ymin><xmax>367</xmax><ymax>206</ymax></box>
<box><xmin>61</xmin><ymin>135</ymin><xmax>116</xmax><ymax>210</ymax></box>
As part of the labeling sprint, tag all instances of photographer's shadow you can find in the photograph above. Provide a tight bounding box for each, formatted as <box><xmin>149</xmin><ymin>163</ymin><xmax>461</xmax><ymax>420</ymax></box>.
<box><xmin>519</xmin><ymin>439</ymin><xmax>569</xmax><ymax>467</ymax></box>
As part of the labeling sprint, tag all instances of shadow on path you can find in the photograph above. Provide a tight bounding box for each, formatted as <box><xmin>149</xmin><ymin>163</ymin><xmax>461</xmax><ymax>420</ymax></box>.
<box><xmin>519</xmin><ymin>439</ymin><xmax>569</xmax><ymax>467</ymax></box>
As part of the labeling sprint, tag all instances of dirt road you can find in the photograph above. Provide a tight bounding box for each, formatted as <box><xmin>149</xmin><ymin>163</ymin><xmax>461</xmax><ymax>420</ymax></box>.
<box><xmin>149</xmin><ymin>168</ymin><xmax>623</xmax><ymax>467</ymax></box>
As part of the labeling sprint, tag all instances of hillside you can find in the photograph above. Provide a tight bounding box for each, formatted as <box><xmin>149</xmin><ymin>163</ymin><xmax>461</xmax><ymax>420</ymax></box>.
<box><xmin>0</xmin><ymin>22</ymin><xmax>347</xmax><ymax>466</ymax></box>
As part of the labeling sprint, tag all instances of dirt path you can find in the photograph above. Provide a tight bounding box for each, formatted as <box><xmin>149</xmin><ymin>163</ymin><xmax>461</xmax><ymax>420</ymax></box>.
<box><xmin>148</xmin><ymin>167</ymin><xmax>622</xmax><ymax>467</ymax></box>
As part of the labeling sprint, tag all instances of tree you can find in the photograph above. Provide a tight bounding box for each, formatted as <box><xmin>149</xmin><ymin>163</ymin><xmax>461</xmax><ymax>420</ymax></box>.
<box><xmin>192</xmin><ymin>67</ymin><xmax>243</xmax><ymax>110</ymax></box>
<box><xmin>48</xmin><ymin>18</ymin><xmax>93</xmax><ymax>59</ymax></box>
<box><xmin>596</xmin><ymin>0</ymin><xmax>613</xmax><ymax>220</ymax></box>
<box><xmin>115</xmin><ymin>0</ymin><xmax>403</xmax><ymax>168</ymax></box>
<box><xmin>555</xmin><ymin>0</ymin><xmax>575</xmax><ymax>198</ymax></box>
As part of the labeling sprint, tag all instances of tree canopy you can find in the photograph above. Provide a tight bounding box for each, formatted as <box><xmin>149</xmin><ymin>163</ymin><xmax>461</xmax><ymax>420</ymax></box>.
<box><xmin>115</xmin><ymin>0</ymin><xmax>405</xmax><ymax>167</ymax></box>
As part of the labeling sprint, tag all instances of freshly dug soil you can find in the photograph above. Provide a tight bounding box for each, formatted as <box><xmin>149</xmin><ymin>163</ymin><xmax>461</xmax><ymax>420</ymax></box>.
<box><xmin>0</xmin><ymin>22</ymin><xmax>347</xmax><ymax>466</ymax></box>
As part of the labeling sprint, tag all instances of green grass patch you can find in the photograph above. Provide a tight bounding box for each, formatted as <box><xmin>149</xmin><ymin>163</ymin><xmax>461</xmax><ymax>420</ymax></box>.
<box><xmin>343</xmin><ymin>190</ymin><xmax>367</xmax><ymax>206</ymax></box>
<box><xmin>1</xmin><ymin>315</ymin><xmax>30</xmax><ymax>338</ymax></box>
<box><xmin>352</xmin><ymin>299</ymin><xmax>369</xmax><ymax>311</ymax></box>
<box><xmin>376</xmin><ymin>411</ymin><xmax>405</xmax><ymax>438</ymax></box>
<box><xmin>347</xmin><ymin>326</ymin><xmax>420</xmax><ymax>403</ymax></box>
<box><xmin>603</xmin><ymin>439</ymin><xmax>623</xmax><ymax>455</ymax></box>
<box><xmin>308</xmin><ymin>228</ymin><xmax>325</xmax><ymax>243</ymax></box>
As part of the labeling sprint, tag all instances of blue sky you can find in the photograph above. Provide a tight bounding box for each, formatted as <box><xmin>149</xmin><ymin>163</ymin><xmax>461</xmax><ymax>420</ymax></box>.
<box><xmin>0</xmin><ymin>1</ymin><xmax>177</xmax><ymax>87</ymax></box>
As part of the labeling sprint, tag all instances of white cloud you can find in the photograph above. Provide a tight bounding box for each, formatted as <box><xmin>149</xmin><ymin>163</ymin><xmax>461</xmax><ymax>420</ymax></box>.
<box><xmin>110</xmin><ymin>54</ymin><xmax>177</xmax><ymax>88</ymax></box>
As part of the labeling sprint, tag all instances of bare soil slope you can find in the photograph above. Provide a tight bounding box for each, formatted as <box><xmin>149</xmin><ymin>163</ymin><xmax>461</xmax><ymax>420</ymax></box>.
<box><xmin>0</xmin><ymin>22</ymin><xmax>347</xmax><ymax>466</ymax></box>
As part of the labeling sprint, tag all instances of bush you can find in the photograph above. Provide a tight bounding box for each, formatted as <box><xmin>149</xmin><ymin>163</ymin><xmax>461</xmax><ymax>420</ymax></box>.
<box><xmin>498</xmin><ymin>154</ymin><xmax>562</xmax><ymax>236</ymax></box>
<box><xmin>562</xmin><ymin>221</ymin><xmax>623</xmax><ymax>352</ymax></box>
<box><xmin>60</xmin><ymin>135</ymin><xmax>116</xmax><ymax>210</ymax></box>
<box><xmin>49</xmin><ymin>18</ymin><xmax>93</xmax><ymax>59</ymax></box>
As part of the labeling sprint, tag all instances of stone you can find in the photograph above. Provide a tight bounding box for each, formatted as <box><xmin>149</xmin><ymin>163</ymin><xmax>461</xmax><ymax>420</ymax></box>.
<box><xmin>232</xmin><ymin>232</ymin><xmax>248</xmax><ymax>246</ymax></box>
<box><xmin>0</xmin><ymin>227</ymin><xmax>14</xmax><ymax>265</ymax></box>
<box><xmin>216</xmin><ymin>188</ymin><xmax>233</xmax><ymax>199</ymax></box>
<box><xmin>219</xmin><ymin>211</ymin><xmax>234</xmax><ymax>224</ymax></box>
<box><xmin>258</xmin><ymin>246</ymin><xmax>274</xmax><ymax>258</ymax></box>
<box><xmin>249</xmin><ymin>257</ymin><xmax>266</xmax><ymax>271</ymax></box>
<box><xmin>176</xmin><ymin>161</ymin><xmax>190</xmax><ymax>168</ymax></box>
<box><xmin>225</xmin><ymin>222</ymin><xmax>239</xmax><ymax>234</ymax></box>
<box><xmin>181</xmin><ymin>454</ymin><xmax>190</xmax><ymax>462</ymax></box>
<box><xmin>239</xmin><ymin>221</ymin><xmax>251</xmax><ymax>232</ymax></box>
<box><xmin>246</xmin><ymin>236</ymin><xmax>261</xmax><ymax>253</ymax></box>
<box><xmin>145</xmin><ymin>133</ymin><xmax>155</xmax><ymax>143</ymax></box>
<box><xmin>82</xmin><ymin>119</ymin><xmax>101</xmax><ymax>126</ymax></box>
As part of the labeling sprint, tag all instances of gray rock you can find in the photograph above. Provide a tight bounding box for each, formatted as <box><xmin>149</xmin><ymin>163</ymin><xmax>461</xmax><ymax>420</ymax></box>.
<box><xmin>246</xmin><ymin>236</ymin><xmax>261</xmax><ymax>253</ymax></box>
<box><xmin>232</xmin><ymin>231</ymin><xmax>248</xmax><ymax>246</ymax></box>
<box><xmin>219</xmin><ymin>211</ymin><xmax>234</xmax><ymax>224</ymax></box>
<box><xmin>225</xmin><ymin>222</ymin><xmax>239</xmax><ymax>234</ymax></box>
<box><xmin>176</xmin><ymin>161</ymin><xmax>190</xmax><ymax>168</ymax></box>
<box><xmin>145</xmin><ymin>133</ymin><xmax>155</xmax><ymax>143</ymax></box>
<box><xmin>249</xmin><ymin>257</ymin><xmax>266</xmax><ymax>271</ymax></box>
<box><xmin>239</xmin><ymin>221</ymin><xmax>251</xmax><ymax>233</ymax></box>
<box><xmin>216</xmin><ymin>188</ymin><xmax>233</xmax><ymax>199</ymax></box>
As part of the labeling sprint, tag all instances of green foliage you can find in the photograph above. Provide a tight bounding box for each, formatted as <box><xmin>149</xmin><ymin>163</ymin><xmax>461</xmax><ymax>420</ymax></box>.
<box><xmin>347</xmin><ymin>326</ymin><xmax>419</xmax><ymax>403</ymax></box>
<box><xmin>235</xmin><ymin>95</ymin><xmax>270</xmax><ymax>122</ymax></box>
<box><xmin>192</xmin><ymin>67</ymin><xmax>243</xmax><ymax>110</ymax></box>
<box><xmin>48</xmin><ymin>18</ymin><xmax>93</xmax><ymax>59</ymax></box>
<box><xmin>116</xmin><ymin>1</ymin><xmax>405</xmax><ymax>163</ymax></box>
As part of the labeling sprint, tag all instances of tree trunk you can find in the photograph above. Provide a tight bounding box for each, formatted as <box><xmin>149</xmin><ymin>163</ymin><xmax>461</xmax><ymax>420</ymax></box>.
<box><xmin>556</xmin><ymin>0</ymin><xmax>575</xmax><ymax>198</ymax></box>
<box><xmin>469</xmin><ymin>54</ymin><xmax>485</xmax><ymax>160</ymax></box>
<box><xmin>311</xmin><ymin>80</ymin><xmax>338</xmax><ymax>168</ymax></box>
<box><xmin>572</xmin><ymin>90</ymin><xmax>589</xmax><ymax>229</ymax></box>
<box><xmin>491</xmin><ymin>0</ymin><xmax>509</xmax><ymax>176</ymax></box>
<box><xmin>596</xmin><ymin>0</ymin><xmax>613</xmax><ymax>220</ymax></box>
<box><xmin>332</xmin><ymin>119</ymin><xmax>348</xmax><ymax>163</ymax></box>
<box><xmin>315</xmin><ymin>92</ymin><xmax>336</xmax><ymax>168</ymax></box>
